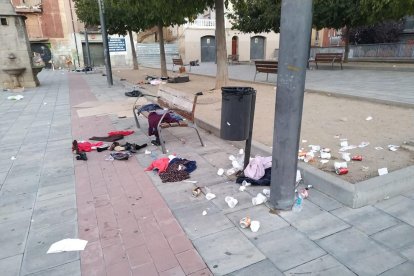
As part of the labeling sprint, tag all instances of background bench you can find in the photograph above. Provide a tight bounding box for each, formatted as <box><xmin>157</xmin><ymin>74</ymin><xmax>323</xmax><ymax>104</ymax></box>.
<box><xmin>133</xmin><ymin>86</ymin><xmax>204</xmax><ymax>153</ymax></box>
<box><xmin>227</xmin><ymin>54</ymin><xmax>239</xmax><ymax>64</ymax></box>
<box><xmin>312</xmin><ymin>53</ymin><xmax>343</xmax><ymax>69</ymax></box>
<box><xmin>172</xmin><ymin>57</ymin><xmax>191</xmax><ymax>72</ymax></box>
<box><xmin>254</xmin><ymin>60</ymin><xmax>278</xmax><ymax>81</ymax></box>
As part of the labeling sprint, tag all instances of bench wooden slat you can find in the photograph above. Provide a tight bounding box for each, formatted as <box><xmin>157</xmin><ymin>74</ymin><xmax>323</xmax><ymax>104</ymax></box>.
<box><xmin>254</xmin><ymin>60</ymin><xmax>278</xmax><ymax>81</ymax></box>
<box><xmin>312</xmin><ymin>53</ymin><xmax>343</xmax><ymax>69</ymax></box>
<box><xmin>172</xmin><ymin>57</ymin><xmax>191</xmax><ymax>72</ymax></box>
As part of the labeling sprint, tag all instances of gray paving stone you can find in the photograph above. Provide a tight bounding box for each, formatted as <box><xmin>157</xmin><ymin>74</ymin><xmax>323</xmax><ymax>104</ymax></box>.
<box><xmin>252</xmin><ymin>226</ymin><xmax>326</xmax><ymax>271</ymax></box>
<box><xmin>375</xmin><ymin>196</ymin><xmax>414</xmax><ymax>227</ymax></box>
<box><xmin>193</xmin><ymin>227</ymin><xmax>266</xmax><ymax>275</ymax></box>
<box><xmin>206</xmin><ymin>182</ymin><xmax>255</xmax><ymax>213</ymax></box>
<box><xmin>1</xmin><ymin>174</ymin><xmax>41</xmax><ymax>196</ymax></box>
<box><xmin>45</xmin><ymin>139</ymin><xmax>73</xmax><ymax>152</ymax></box>
<box><xmin>37</xmin><ymin>179</ymin><xmax>75</xmax><ymax>202</ymax></box>
<box><xmin>317</xmin><ymin>228</ymin><xmax>405</xmax><ymax>275</ymax></box>
<box><xmin>26</xmin><ymin>221</ymin><xmax>77</xmax><ymax>252</ymax></box>
<box><xmin>371</xmin><ymin>224</ymin><xmax>414</xmax><ymax>250</ymax></box>
<box><xmin>279</xmin><ymin>201</ymin><xmax>350</xmax><ymax>240</ymax></box>
<box><xmin>31</xmin><ymin>194</ymin><xmax>77</xmax><ymax>231</ymax></box>
<box><xmin>331</xmin><ymin>206</ymin><xmax>400</xmax><ymax>235</ymax></box>
<box><xmin>284</xmin><ymin>254</ymin><xmax>356</xmax><ymax>276</ymax></box>
<box><xmin>0</xmin><ymin>193</ymin><xmax>36</xmax><ymax>221</ymax></box>
<box><xmin>0</xmin><ymin>171</ymin><xmax>7</xmax><ymax>185</ymax></box>
<box><xmin>0</xmin><ymin>217</ymin><xmax>31</xmax><ymax>259</ymax></box>
<box><xmin>308</xmin><ymin>188</ymin><xmax>343</xmax><ymax>211</ymax></box>
<box><xmin>173</xmin><ymin>201</ymin><xmax>234</xmax><ymax>240</ymax></box>
<box><xmin>226</xmin><ymin>259</ymin><xmax>283</xmax><ymax>276</ymax></box>
<box><xmin>225</xmin><ymin>205</ymin><xmax>289</xmax><ymax>239</ymax></box>
<box><xmin>24</xmin><ymin>260</ymin><xmax>81</xmax><ymax>276</ymax></box>
<box><xmin>21</xmin><ymin>248</ymin><xmax>79</xmax><ymax>275</ymax></box>
<box><xmin>379</xmin><ymin>262</ymin><xmax>414</xmax><ymax>276</ymax></box>
<box><xmin>0</xmin><ymin>254</ymin><xmax>22</xmax><ymax>276</ymax></box>
<box><xmin>400</xmin><ymin>243</ymin><xmax>414</xmax><ymax>261</ymax></box>
<box><xmin>156</xmin><ymin>181</ymin><xmax>205</xmax><ymax>210</ymax></box>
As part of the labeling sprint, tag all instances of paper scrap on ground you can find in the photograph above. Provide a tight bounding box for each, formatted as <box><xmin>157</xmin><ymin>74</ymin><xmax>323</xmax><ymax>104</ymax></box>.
<box><xmin>365</xmin><ymin>116</ymin><xmax>373</xmax><ymax>121</ymax></box>
<box><xmin>47</xmin><ymin>239</ymin><xmax>88</xmax><ymax>254</ymax></box>
<box><xmin>202</xmin><ymin>210</ymin><xmax>207</xmax><ymax>216</ymax></box>
<box><xmin>205</xmin><ymin>193</ymin><xmax>216</xmax><ymax>200</ymax></box>
<box><xmin>375</xmin><ymin>147</ymin><xmax>384</xmax><ymax>150</ymax></box>
<box><xmin>358</xmin><ymin>142</ymin><xmax>370</xmax><ymax>148</ymax></box>
<box><xmin>7</xmin><ymin>95</ymin><xmax>24</xmax><ymax>100</ymax></box>
<box><xmin>378</xmin><ymin>168</ymin><xmax>388</xmax><ymax>176</ymax></box>
<box><xmin>388</xmin><ymin>145</ymin><xmax>399</xmax><ymax>151</ymax></box>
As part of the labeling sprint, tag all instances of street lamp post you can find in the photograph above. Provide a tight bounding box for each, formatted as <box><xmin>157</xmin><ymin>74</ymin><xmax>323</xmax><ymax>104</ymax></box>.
<box><xmin>269</xmin><ymin>0</ymin><xmax>313</xmax><ymax>210</ymax></box>
<box><xmin>98</xmin><ymin>0</ymin><xmax>113</xmax><ymax>86</ymax></box>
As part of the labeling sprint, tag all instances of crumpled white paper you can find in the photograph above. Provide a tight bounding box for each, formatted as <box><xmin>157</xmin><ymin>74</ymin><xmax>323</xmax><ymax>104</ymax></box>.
<box><xmin>47</xmin><ymin>239</ymin><xmax>88</xmax><ymax>254</ymax></box>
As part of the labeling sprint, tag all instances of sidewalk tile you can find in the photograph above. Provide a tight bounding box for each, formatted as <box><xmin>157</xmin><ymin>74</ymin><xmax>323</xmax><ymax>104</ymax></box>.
<box><xmin>0</xmin><ymin>254</ymin><xmax>22</xmax><ymax>276</ymax></box>
<box><xmin>371</xmin><ymin>224</ymin><xmax>414</xmax><ymax>250</ymax></box>
<box><xmin>284</xmin><ymin>255</ymin><xmax>355</xmax><ymax>276</ymax></box>
<box><xmin>227</xmin><ymin>259</ymin><xmax>282</xmax><ymax>276</ymax></box>
<box><xmin>159</xmin><ymin>266</ymin><xmax>185</xmax><ymax>276</ymax></box>
<box><xmin>132</xmin><ymin>262</ymin><xmax>159</xmax><ymax>276</ymax></box>
<box><xmin>176</xmin><ymin>249</ymin><xmax>206</xmax><ymax>275</ymax></box>
<box><xmin>106</xmin><ymin>260</ymin><xmax>132</xmax><ymax>276</ymax></box>
<box><xmin>379</xmin><ymin>262</ymin><xmax>414</xmax><ymax>276</ymax></box>
<box><xmin>167</xmin><ymin>233</ymin><xmax>194</xmax><ymax>254</ymax></box>
<box><xmin>126</xmin><ymin>245</ymin><xmax>153</xmax><ymax>268</ymax></box>
<box><xmin>102</xmin><ymin>243</ymin><xmax>127</xmax><ymax>266</ymax></box>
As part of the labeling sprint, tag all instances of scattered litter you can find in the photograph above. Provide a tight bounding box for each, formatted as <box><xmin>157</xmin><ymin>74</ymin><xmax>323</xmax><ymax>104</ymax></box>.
<box><xmin>358</xmin><ymin>142</ymin><xmax>370</xmax><ymax>148</ymax></box>
<box><xmin>334</xmin><ymin>162</ymin><xmax>348</xmax><ymax>170</ymax></box>
<box><xmin>296</xmin><ymin>170</ymin><xmax>302</xmax><ymax>184</ymax></box>
<box><xmin>292</xmin><ymin>193</ymin><xmax>303</xmax><ymax>212</ymax></box>
<box><xmin>229</xmin><ymin>155</ymin><xmax>235</xmax><ymax>161</ymax></box>
<box><xmin>302</xmin><ymin>139</ymin><xmax>308</xmax><ymax>143</ymax></box>
<box><xmin>388</xmin><ymin>145</ymin><xmax>399</xmax><ymax>151</ymax></box>
<box><xmin>307</xmin><ymin>184</ymin><xmax>313</xmax><ymax>189</ymax></box>
<box><xmin>226</xmin><ymin>122</ymin><xmax>231</xmax><ymax>126</ymax></box>
<box><xmin>205</xmin><ymin>193</ymin><xmax>216</xmax><ymax>200</ymax></box>
<box><xmin>351</xmin><ymin>155</ymin><xmax>363</xmax><ymax>161</ymax></box>
<box><xmin>47</xmin><ymin>239</ymin><xmax>88</xmax><ymax>254</ymax></box>
<box><xmin>250</xmin><ymin>221</ymin><xmax>260</xmax><ymax>232</ymax></box>
<box><xmin>225</xmin><ymin>196</ymin><xmax>238</xmax><ymax>208</ymax></box>
<box><xmin>339</xmin><ymin>145</ymin><xmax>357</xmax><ymax>152</ymax></box>
<box><xmin>231</xmin><ymin>160</ymin><xmax>243</xmax><ymax>170</ymax></box>
<box><xmin>384</xmin><ymin>196</ymin><xmax>390</xmax><ymax>200</ymax></box>
<box><xmin>150</xmin><ymin>79</ymin><xmax>162</xmax><ymax>85</ymax></box>
<box><xmin>341</xmin><ymin>152</ymin><xmax>351</xmax><ymax>162</ymax></box>
<box><xmin>202</xmin><ymin>210</ymin><xmax>207</xmax><ymax>216</ymax></box>
<box><xmin>252</xmin><ymin>193</ymin><xmax>267</xmax><ymax>205</ymax></box>
<box><xmin>242</xmin><ymin>180</ymin><xmax>251</xmax><ymax>187</ymax></box>
<box><xmin>239</xmin><ymin>217</ymin><xmax>251</xmax><ymax>228</ymax></box>
<box><xmin>336</xmin><ymin>167</ymin><xmax>349</xmax><ymax>175</ymax></box>
<box><xmin>321</xmin><ymin>148</ymin><xmax>331</xmax><ymax>153</ymax></box>
<box><xmin>168</xmin><ymin>154</ymin><xmax>177</xmax><ymax>160</ymax></box>
<box><xmin>226</xmin><ymin>168</ymin><xmax>236</xmax><ymax>176</ymax></box>
<box><xmin>378</xmin><ymin>168</ymin><xmax>388</xmax><ymax>176</ymax></box>
<box><xmin>361</xmin><ymin>166</ymin><xmax>369</xmax><ymax>172</ymax></box>
<box><xmin>192</xmin><ymin>187</ymin><xmax>201</xmax><ymax>197</ymax></box>
<box><xmin>375</xmin><ymin>147</ymin><xmax>384</xmax><ymax>150</ymax></box>
<box><xmin>340</xmin><ymin>139</ymin><xmax>348</xmax><ymax>147</ymax></box>
<box><xmin>365</xmin><ymin>116</ymin><xmax>373</xmax><ymax>121</ymax></box>
<box><xmin>104</xmin><ymin>155</ymin><xmax>114</xmax><ymax>161</ymax></box>
<box><xmin>334</xmin><ymin>135</ymin><xmax>340</xmax><ymax>139</ymax></box>
<box><xmin>10</xmin><ymin>156</ymin><xmax>16</xmax><ymax>160</ymax></box>
<box><xmin>7</xmin><ymin>95</ymin><xmax>24</xmax><ymax>100</ymax></box>
<box><xmin>183</xmin><ymin>180</ymin><xmax>198</xmax><ymax>184</ymax></box>
<box><xmin>309</xmin><ymin>145</ymin><xmax>321</xmax><ymax>151</ymax></box>
<box><xmin>320</xmin><ymin>151</ymin><xmax>331</xmax><ymax>159</ymax></box>
<box><xmin>262</xmin><ymin>189</ymin><xmax>270</xmax><ymax>197</ymax></box>
<box><xmin>299</xmin><ymin>188</ymin><xmax>309</xmax><ymax>199</ymax></box>
<box><xmin>239</xmin><ymin>186</ymin><xmax>246</xmax><ymax>192</ymax></box>
<box><xmin>239</xmin><ymin>149</ymin><xmax>244</xmax><ymax>155</ymax></box>
<box><xmin>320</xmin><ymin>160</ymin><xmax>329</xmax><ymax>164</ymax></box>
<box><xmin>217</xmin><ymin>168</ymin><xmax>224</xmax><ymax>176</ymax></box>
<box><xmin>43</xmin><ymin>102</ymin><xmax>47</xmax><ymax>105</ymax></box>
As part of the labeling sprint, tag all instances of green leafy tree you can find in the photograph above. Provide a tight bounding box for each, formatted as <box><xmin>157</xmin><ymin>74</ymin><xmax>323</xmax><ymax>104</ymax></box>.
<box><xmin>74</xmin><ymin>0</ymin><xmax>145</xmax><ymax>69</ymax></box>
<box><xmin>349</xmin><ymin>20</ymin><xmax>404</xmax><ymax>44</ymax></box>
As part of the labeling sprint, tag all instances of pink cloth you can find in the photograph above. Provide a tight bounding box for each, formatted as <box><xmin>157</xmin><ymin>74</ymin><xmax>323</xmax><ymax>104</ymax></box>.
<box><xmin>145</xmin><ymin>158</ymin><xmax>170</xmax><ymax>173</ymax></box>
<box><xmin>108</xmin><ymin>130</ymin><xmax>134</xmax><ymax>136</ymax></box>
<box><xmin>77</xmin><ymin>141</ymin><xmax>104</xmax><ymax>152</ymax></box>
<box><xmin>243</xmin><ymin>156</ymin><xmax>272</xmax><ymax>180</ymax></box>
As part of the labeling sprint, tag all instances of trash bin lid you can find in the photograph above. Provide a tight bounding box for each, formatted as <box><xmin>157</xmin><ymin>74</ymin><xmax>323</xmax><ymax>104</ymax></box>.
<box><xmin>221</xmin><ymin>87</ymin><xmax>255</xmax><ymax>95</ymax></box>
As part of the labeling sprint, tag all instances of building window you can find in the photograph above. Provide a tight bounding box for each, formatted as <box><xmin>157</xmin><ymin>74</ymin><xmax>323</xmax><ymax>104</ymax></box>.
<box><xmin>1</xmin><ymin>18</ymin><xmax>8</xmax><ymax>26</ymax></box>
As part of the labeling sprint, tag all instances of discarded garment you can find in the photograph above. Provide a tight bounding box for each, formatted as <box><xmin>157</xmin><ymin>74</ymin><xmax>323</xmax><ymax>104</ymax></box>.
<box><xmin>159</xmin><ymin>158</ymin><xmax>197</xmax><ymax>183</ymax></box>
<box><xmin>89</xmin><ymin>134</ymin><xmax>125</xmax><ymax>142</ymax></box>
<box><xmin>137</xmin><ymin>103</ymin><xmax>162</xmax><ymax>113</ymax></box>
<box><xmin>244</xmin><ymin>156</ymin><xmax>272</xmax><ymax>180</ymax></box>
<box><xmin>236</xmin><ymin>168</ymin><xmax>271</xmax><ymax>186</ymax></box>
<box><xmin>77</xmin><ymin>141</ymin><xmax>104</xmax><ymax>152</ymax></box>
<box><xmin>145</xmin><ymin>157</ymin><xmax>170</xmax><ymax>173</ymax></box>
<box><xmin>148</xmin><ymin>112</ymin><xmax>180</xmax><ymax>136</ymax></box>
<box><xmin>108</xmin><ymin>130</ymin><xmax>134</xmax><ymax>137</ymax></box>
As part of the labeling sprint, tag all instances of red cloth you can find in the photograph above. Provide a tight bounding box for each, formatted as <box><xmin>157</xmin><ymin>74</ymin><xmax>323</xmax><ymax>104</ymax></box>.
<box><xmin>77</xmin><ymin>141</ymin><xmax>104</xmax><ymax>152</ymax></box>
<box><xmin>145</xmin><ymin>158</ymin><xmax>170</xmax><ymax>173</ymax></box>
<box><xmin>108</xmin><ymin>130</ymin><xmax>134</xmax><ymax>137</ymax></box>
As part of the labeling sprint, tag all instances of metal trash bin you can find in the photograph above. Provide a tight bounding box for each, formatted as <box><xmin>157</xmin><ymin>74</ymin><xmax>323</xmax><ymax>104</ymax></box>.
<box><xmin>220</xmin><ymin>87</ymin><xmax>256</xmax><ymax>141</ymax></box>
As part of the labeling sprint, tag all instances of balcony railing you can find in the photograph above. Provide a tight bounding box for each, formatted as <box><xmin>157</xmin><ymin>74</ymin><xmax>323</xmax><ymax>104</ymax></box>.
<box><xmin>184</xmin><ymin>19</ymin><xmax>230</xmax><ymax>29</ymax></box>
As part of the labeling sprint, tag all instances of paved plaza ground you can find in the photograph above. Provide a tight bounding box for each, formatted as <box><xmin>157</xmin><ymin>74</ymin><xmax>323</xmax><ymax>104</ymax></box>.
<box><xmin>0</xmin><ymin>64</ymin><xmax>413</xmax><ymax>275</ymax></box>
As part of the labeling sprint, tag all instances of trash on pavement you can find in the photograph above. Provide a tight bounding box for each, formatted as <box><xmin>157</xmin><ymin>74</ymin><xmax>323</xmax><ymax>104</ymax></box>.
<box><xmin>358</xmin><ymin>142</ymin><xmax>370</xmax><ymax>148</ymax></box>
<box><xmin>336</xmin><ymin>167</ymin><xmax>349</xmax><ymax>175</ymax></box>
<box><xmin>388</xmin><ymin>145</ymin><xmax>399</xmax><ymax>151</ymax></box>
<box><xmin>341</xmin><ymin>152</ymin><xmax>351</xmax><ymax>162</ymax></box>
<box><xmin>226</xmin><ymin>168</ymin><xmax>236</xmax><ymax>176</ymax></box>
<box><xmin>242</xmin><ymin>180</ymin><xmax>251</xmax><ymax>187</ymax></box>
<box><xmin>225</xmin><ymin>196</ymin><xmax>238</xmax><ymax>208</ymax></box>
<box><xmin>217</xmin><ymin>168</ymin><xmax>224</xmax><ymax>176</ymax></box>
<box><xmin>299</xmin><ymin>188</ymin><xmax>309</xmax><ymax>199</ymax></box>
<box><xmin>205</xmin><ymin>193</ymin><xmax>216</xmax><ymax>200</ymax></box>
<box><xmin>339</xmin><ymin>145</ymin><xmax>357</xmax><ymax>152</ymax></box>
<box><xmin>365</xmin><ymin>116</ymin><xmax>373</xmax><ymax>121</ymax></box>
<box><xmin>320</xmin><ymin>151</ymin><xmax>331</xmax><ymax>159</ymax></box>
<box><xmin>252</xmin><ymin>193</ymin><xmax>267</xmax><ymax>205</ymax></box>
<box><xmin>361</xmin><ymin>166</ymin><xmax>369</xmax><ymax>172</ymax></box>
<box><xmin>144</xmin><ymin>150</ymin><xmax>151</xmax><ymax>155</ymax></box>
<box><xmin>334</xmin><ymin>162</ymin><xmax>348</xmax><ymax>169</ymax></box>
<box><xmin>375</xmin><ymin>147</ymin><xmax>384</xmax><ymax>150</ymax></box>
<box><xmin>296</xmin><ymin>170</ymin><xmax>302</xmax><ymax>184</ymax></box>
<box><xmin>250</xmin><ymin>221</ymin><xmax>260</xmax><ymax>232</ymax></box>
<box><xmin>47</xmin><ymin>239</ymin><xmax>88</xmax><ymax>254</ymax></box>
<box><xmin>351</xmin><ymin>155</ymin><xmax>363</xmax><ymax>161</ymax></box>
<box><xmin>192</xmin><ymin>187</ymin><xmax>201</xmax><ymax>197</ymax></box>
<box><xmin>202</xmin><ymin>210</ymin><xmax>207</xmax><ymax>216</ymax></box>
<box><xmin>262</xmin><ymin>189</ymin><xmax>270</xmax><ymax>197</ymax></box>
<box><xmin>239</xmin><ymin>217</ymin><xmax>251</xmax><ymax>228</ymax></box>
<box><xmin>239</xmin><ymin>186</ymin><xmax>246</xmax><ymax>192</ymax></box>
<box><xmin>10</xmin><ymin>156</ymin><xmax>16</xmax><ymax>160</ymax></box>
<box><xmin>340</xmin><ymin>139</ymin><xmax>348</xmax><ymax>147</ymax></box>
<box><xmin>378</xmin><ymin>168</ymin><xmax>388</xmax><ymax>176</ymax></box>
<box><xmin>183</xmin><ymin>180</ymin><xmax>198</xmax><ymax>184</ymax></box>
<box><xmin>7</xmin><ymin>95</ymin><xmax>24</xmax><ymax>100</ymax></box>
<box><xmin>320</xmin><ymin>160</ymin><xmax>329</xmax><ymax>164</ymax></box>
<box><xmin>292</xmin><ymin>193</ymin><xmax>303</xmax><ymax>212</ymax></box>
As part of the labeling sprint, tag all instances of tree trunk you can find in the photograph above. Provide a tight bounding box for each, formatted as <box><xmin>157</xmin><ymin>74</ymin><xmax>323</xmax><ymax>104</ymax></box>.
<box><xmin>215</xmin><ymin>0</ymin><xmax>228</xmax><ymax>89</ymax></box>
<box><xmin>128</xmin><ymin>30</ymin><xmax>139</xmax><ymax>70</ymax></box>
<box><xmin>343</xmin><ymin>26</ymin><xmax>350</xmax><ymax>63</ymax></box>
<box><xmin>158</xmin><ymin>23</ymin><xmax>168</xmax><ymax>77</ymax></box>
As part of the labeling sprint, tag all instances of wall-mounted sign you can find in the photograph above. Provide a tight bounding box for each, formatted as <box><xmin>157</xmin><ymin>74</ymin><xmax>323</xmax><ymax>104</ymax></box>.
<box><xmin>207</xmin><ymin>38</ymin><xmax>210</xmax><ymax>44</ymax></box>
<box><xmin>108</xmin><ymin>37</ymin><xmax>126</xmax><ymax>52</ymax></box>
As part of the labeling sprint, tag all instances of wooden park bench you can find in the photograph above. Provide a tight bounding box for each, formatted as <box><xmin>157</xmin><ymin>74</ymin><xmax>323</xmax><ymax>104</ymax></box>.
<box><xmin>254</xmin><ymin>60</ymin><xmax>278</xmax><ymax>81</ymax></box>
<box><xmin>133</xmin><ymin>86</ymin><xmax>204</xmax><ymax>154</ymax></box>
<box><xmin>311</xmin><ymin>53</ymin><xmax>343</xmax><ymax>69</ymax></box>
<box><xmin>172</xmin><ymin>57</ymin><xmax>191</xmax><ymax>72</ymax></box>
<box><xmin>227</xmin><ymin>54</ymin><xmax>239</xmax><ymax>64</ymax></box>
